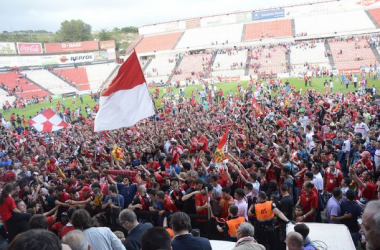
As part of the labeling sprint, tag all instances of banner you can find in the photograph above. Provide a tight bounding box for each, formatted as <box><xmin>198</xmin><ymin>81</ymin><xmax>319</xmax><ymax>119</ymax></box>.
<box><xmin>252</xmin><ymin>9</ymin><xmax>285</xmax><ymax>21</ymax></box>
<box><xmin>356</xmin><ymin>0</ymin><xmax>380</xmax><ymax>6</ymax></box>
<box><xmin>0</xmin><ymin>42</ymin><xmax>17</xmax><ymax>55</ymax></box>
<box><xmin>107</xmin><ymin>48</ymin><xmax>116</xmax><ymax>60</ymax></box>
<box><xmin>17</xmin><ymin>43</ymin><xmax>43</xmax><ymax>54</ymax></box>
<box><xmin>99</xmin><ymin>40</ymin><xmax>116</xmax><ymax>49</ymax></box>
<box><xmin>93</xmin><ymin>51</ymin><xmax>108</xmax><ymax>61</ymax></box>
<box><xmin>44</xmin><ymin>41</ymin><xmax>99</xmax><ymax>53</ymax></box>
<box><xmin>338</xmin><ymin>68</ymin><xmax>361</xmax><ymax>74</ymax></box>
<box><xmin>58</xmin><ymin>52</ymin><xmax>94</xmax><ymax>64</ymax></box>
<box><xmin>40</xmin><ymin>55</ymin><xmax>59</xmax><ymax>65</ymax></box>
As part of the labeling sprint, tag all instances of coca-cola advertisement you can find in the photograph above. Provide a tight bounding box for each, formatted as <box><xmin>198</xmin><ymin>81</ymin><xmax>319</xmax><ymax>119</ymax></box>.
<box><xmin>100</xmin><ymin>40</ymin><xmax>116</xmax><ymax>50</ymax></box>
<box><xmin>17</xmin><ymin>43</ymin><xmax>43</xmax><ymax>54</ymax></box>
<box><xmin>44</xmin><ymin>41</ymin><xmax>99</xmax><ymax>53</ymax></box>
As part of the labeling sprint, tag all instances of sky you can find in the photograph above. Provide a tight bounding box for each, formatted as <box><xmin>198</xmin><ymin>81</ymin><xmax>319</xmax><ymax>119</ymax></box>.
<box><xmin>0</xmin><ymin>0</ymin><xmax>317</xmax><ymax>32</ymax></box>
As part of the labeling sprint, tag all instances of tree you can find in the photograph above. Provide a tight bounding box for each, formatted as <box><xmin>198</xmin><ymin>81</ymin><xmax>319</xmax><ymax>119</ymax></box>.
<box><xmin>97</xmin><ymin>29</ymin><xmax>112</xmax><ymax>41</ymax></box>
<box><xmin>56</xmin><ymin>20</ymin><xmax>92</xmax><ymax>42</ymax></box>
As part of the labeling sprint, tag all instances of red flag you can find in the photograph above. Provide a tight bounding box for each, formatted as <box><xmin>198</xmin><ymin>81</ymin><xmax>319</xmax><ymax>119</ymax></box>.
<box><xmin>94</xmin><ymin>50</ymin><xmax>155</xmax><ymax>132</ymax></box>
<box><xmin>252</xmin><ymin>96</ymin><xmax>263</xmax><ymax>116</ymax></box>
<box><xmin>28</xmin><ymin>108</ymin><xmax>68</xmax><ymax>132</ymax></box>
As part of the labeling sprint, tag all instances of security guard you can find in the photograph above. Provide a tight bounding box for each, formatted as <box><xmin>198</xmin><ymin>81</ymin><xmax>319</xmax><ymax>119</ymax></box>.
<box><xmin>216</xmin><ymin>205</ymin><xmax>246</xmax><ymax>241</ymax></box>
<box><xmin>249</xmin><ymin>191</ymin><xmax>292</xmax><ymax>250</ymax></box>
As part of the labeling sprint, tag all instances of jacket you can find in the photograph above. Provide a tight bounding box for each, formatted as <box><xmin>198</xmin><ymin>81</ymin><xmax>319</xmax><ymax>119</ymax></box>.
<box><xmin>232</xmin><ymin>237</ymin><xmax>266</xmax><ymax>250</ymax></box>
<box><xmin>171</xmin><ymin>234</ymin><xmax>212</xmax><ymax>250</ymax></box>
<box><xmin>124</xmin><ymin>223</ymin><xmax>153</xmax><ymax>250</ymax></box>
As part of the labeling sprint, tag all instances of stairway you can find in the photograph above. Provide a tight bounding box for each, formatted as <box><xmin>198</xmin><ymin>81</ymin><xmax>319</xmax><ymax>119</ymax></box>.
<box><xmin>167</xmin><ymin>55</ymin><xmax>183</xmax><ymax>83</ymax></box>
<box><xmin>365</xmin><ymin>10</ymin><xmax>380</xmax><ymax>29</ymax></box>
<box><xmin>245</xmin><ymin>50</ymin><xmax>252</xmax><ymax>76</ymax></box>
<box><xmin>324</xmin><ymin>42</ymin><xmax>336</xmax><ymax>69</ymax></box>
<box><xmin>142</xmin><ymin>59</ymin><xmax>151</xmax><ymax>72</ymax></box>
<box><xmin>50</xmin><ymin>70</ymin><xmax>81</xmax><ymax>91</ymax></box>
<box><xmin>173</xmin><ymin>32</ymin><xmax>185</xmax><ymax>50</ymax></box>
<box><xmin>291</xmin><ymin>19</ymin><xmax>296</xmax><ymax>37</ymax></box>
<box><xmin>371</xmin><ymin>47</ymin><xmax>380</xmax><ymax>63</ymax></box>
<box><xmin>100</xmin><ymin>64</ymin><xmax>121</xmax><ymax>89</ymax></box>
<box><xmin>25</xmin><ymin>77</ymin><xmax>53</xmax><ymax>95</ymax></box>
<box><xmin>241</xmin><ymin>24</ymin><xmax>246</xmax><ymax>42</ymax></box>
<box><xmin>285</xmin><ymin>50</ymin><xmax>292</xmax><ymax>73</ymax></box>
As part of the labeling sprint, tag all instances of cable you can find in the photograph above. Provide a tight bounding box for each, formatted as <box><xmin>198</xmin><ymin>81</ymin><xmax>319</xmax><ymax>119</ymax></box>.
<box><xmin>312</xmin><ymin>240</ymin><xmax>328</xmax><ymax>250</ymax></box>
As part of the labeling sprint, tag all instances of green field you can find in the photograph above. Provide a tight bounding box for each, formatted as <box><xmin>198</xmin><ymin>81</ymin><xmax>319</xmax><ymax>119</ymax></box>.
<box><xmin>2</xmin><ymin>76</ymin><xmax>380</xmax><ymax>121</ymax></box>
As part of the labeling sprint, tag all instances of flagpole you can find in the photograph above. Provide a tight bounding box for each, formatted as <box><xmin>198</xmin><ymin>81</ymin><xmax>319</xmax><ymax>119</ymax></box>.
<box><xmin>134</xmin><ymin>49</ymin><xmax>158</xmax><ymax>134</ymax></box>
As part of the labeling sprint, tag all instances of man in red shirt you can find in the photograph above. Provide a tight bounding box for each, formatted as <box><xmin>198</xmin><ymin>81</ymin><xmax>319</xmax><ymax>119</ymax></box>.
<box><xmin>197</xmin><ymin>129</ymin><xmax>208</xmax><ymax>152</ymax></box>
<box><xmin>324</xmin><ymin>160</ymin><xmax>343</xmax><ymax>194</ymax></box>
<box><xmin>155</xmin><ymin>191</ymin><xmax>179</xmax><ymax>214</ymax></box>
<box><xmin>296</xmin><ymin>181</ymin><xmax>318</xmax><ymax>222</ymax></box>
<box><xmin>349</xmin><ymin>168</ymin><xmax>376</xmax><ymax>201</ymax></box>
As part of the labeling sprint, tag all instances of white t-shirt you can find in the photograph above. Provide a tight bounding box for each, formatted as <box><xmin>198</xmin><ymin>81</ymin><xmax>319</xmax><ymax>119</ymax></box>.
<box><xmin>313</xmin><ymin>173</ymin><xmax>324</xmax><ymax>191</ymax></box>
<box><xmin>374</xmin><ymin>149</ymin><xmax>380</xmax><ymax>169</ymax></box>
<box><xmin>354</xmin><ymin>122</ymin><xmax>369</xmax><ymax>137</ymax></box>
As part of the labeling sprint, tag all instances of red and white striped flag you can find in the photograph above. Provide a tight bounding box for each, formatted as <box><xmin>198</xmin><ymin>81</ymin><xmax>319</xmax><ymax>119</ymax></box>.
<box><xmin>94</xmin><ymin>51</ymin><xmax>155</xmax><ymax>132</ymax></box>
<box><xmin>28</xmin><ymin>108</ymin><xmax>68</xmax><ymax>132</ymax></box>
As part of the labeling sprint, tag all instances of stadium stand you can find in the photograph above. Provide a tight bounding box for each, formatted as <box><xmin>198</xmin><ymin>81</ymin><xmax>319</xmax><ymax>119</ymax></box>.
<box><xmin>126</xmin><ymin>35</ymin><xmax>144</xmax><ymax>55</ymax></box>
<box><xmin>329</xmin><ymin>38</ymin><xmax>377</xmax><ymax>70</ymax></box>
<box><xmin>144</xmin><ymin>57</ymin><xmax>177</xmax><ymax>84</ymax></box>
<box><xmin>135</xmin><ymin>32</ymin><xmax>183</xmax><ymax>54</ymax></box>
<box><xmin>0</xmin><ymin>89</ymin><xmax>15</xmax><ymax>107</ymax></box>
<box><xmin>294</xmin><ymin>10</ymin><xmax>376</xmax><ymax>36</ymax></box>
<box><xmin>175</xmin><ymin>23</ymin><xmax>244</xmax><ymax>49</ymax></box>
<box><xmin>368</xmin><ymin>8</ymin><xmax>380</xmax><ymax>27</ymax></box>
<box><xmin>0</xmin><ymin>72</ymin><xmax>48</xmax><ymax>98</ymax></box>
<box><xmin>84</xmin><ymin>63</ymin><xmax>119</xmax><ymax>90</ymax></box>
<box><xmin>53</xmin><ymin>68</ymin><xmax>90</xmax><ymax>91</ymax></box>
<box><xmin>212</xmin><ymin>50</ymin><xmax>248</xmax><ymax>71</ymax></box>
<box><xmin>243</xmin><ymin>19</ymin><xmax>293</xmax><ymax>41</ymax></box>
<box><xmin>23</xmin><ymin>70</ymin><xmax>78</xmax><ymax>95</ymax></box>
<box><xmin>289</xmin><ymin>42</ymin><xmax>331</xmax><ymax>74</ymax></box>
<box><xmin>249</xmin><ymin>46</ymin><xmax>288</xmax><ymax>74</ymax></box>
<box><xmin>171</xmin><ymin>53</ymin><xmax>212</xmax><ymax>82</ymax></box>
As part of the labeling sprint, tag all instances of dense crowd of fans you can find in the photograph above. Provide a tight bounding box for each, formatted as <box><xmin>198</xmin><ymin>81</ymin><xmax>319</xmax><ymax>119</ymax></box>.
<box><xmin>0</xmin><ymin>70</ymin><xmax>380</xmax><ymax>250</ymax></box>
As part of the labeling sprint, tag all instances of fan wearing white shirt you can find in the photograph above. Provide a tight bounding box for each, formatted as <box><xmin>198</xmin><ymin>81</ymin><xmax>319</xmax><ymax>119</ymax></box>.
<box><xmin>375</xmin><ymin>141</ymin><xmax>380</xmax><ymax>172</ymax></box>
<box><xmin>311</xmin><ymin>163</ymin><xmax>324</xmax><ymax>192</ymax></box>
<box><xmin>354</xmin><ymin>116</ymin><xmax>369</xmax><ymax>137</ymax></box>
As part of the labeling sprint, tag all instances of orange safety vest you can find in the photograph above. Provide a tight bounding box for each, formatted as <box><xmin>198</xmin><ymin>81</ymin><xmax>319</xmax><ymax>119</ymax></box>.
<box><xmin>255</xmin><ymin>201</ymin><xmax>274</xmax><ymax>222</ymax></box>
<box><xmin>226</xmin><ymin>217</ymin><xmax>246</xmax><ymax>237</ymax></box>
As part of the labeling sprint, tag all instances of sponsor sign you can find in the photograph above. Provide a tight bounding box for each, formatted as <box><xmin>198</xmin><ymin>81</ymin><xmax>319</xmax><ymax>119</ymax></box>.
<box><xmin>252</xmin><ymin>9</ymin><xmax>285</xmax><ymax>21</ymax></box>
<box><xmin>41</xmin><ymin>55</ymin><xmax>59</xmax><ymax>65</ymax></box>
<box><xmin>186</xmin><ymin>18</ymin><xmax>201</xmax><ymax>29</ymax></box>
<box><xmin>93</xmin><ymin>51</ymin><xmax>108</xmax><ymax>61</ymax></box>
<box><xmin>0</xmin><ymin>42</ymin><xmax>17</xmax><ymax>55</ymax></box>
<box><xmin>107</xmin><ymin>49</ymin><xmax>116</xmax><ymax>60</ymax></box>
<box><xmin>44</xmin><ymin>41</ymin><xmax>99</xmax><ymax>53</ymax></box>
<box><xmin>17</xmin><ymin>43</ymin><xmax>43</xmax><ymax>54</ymax></box>
<box><xmin>99</xmin><ymin>40</ymin><xmax>116</xmax><ymax>49</ymax></box>
<box><xmin>356</xmin><ymin>0</ymin><xmax>380</xmax><ymax>6</ymax></box>
<box><xmin>58</xmin><ymin>52</ymin><xmax>94</xmax><ymax>64</ymax></box>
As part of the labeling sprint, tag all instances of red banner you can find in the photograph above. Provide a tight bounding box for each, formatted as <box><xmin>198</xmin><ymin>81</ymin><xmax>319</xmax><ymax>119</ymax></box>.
<box><xmin>44</xmin><ymin>41</ymin><xmax>99</xmax><ymax>53</ymax></box>
<box><xmin>17</xmin><ymin>43</ymin><xmax>43</xmax><ymax>54</ymax></box>
<box><xmin>100</xmin><ymin>40</ymin><xmax>116</xmax><ymax>50</ymax></box>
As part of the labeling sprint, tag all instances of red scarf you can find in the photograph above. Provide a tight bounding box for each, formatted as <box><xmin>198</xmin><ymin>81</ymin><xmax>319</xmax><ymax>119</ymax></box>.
<box><xmin>136</xmin><ymin>193</ymin><xmax>150</xmax><ymax>210</ymax></box>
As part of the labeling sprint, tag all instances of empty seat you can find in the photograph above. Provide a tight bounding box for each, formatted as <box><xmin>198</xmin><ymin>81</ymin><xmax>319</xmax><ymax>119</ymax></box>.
<box><xmin>53</xmin><ymin>68</ymin><xmax>90</xmax><ymax>91</ymax></box>
<box><xmin>244</xmin><ymin>19</ymin><xmax>293</xmax><ymax>41</ymax></box>
<box><xmin>135</xmin><ymin>32</ymin><xmax>183</xmax><ymax>53</ymax></box>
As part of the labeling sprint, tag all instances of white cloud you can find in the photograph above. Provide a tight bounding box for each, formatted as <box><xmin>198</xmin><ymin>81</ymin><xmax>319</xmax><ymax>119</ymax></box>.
<box><xmin>0</xmin><ymin>0</ymin><xmax>311</xmax><ymax>32</ymax></box>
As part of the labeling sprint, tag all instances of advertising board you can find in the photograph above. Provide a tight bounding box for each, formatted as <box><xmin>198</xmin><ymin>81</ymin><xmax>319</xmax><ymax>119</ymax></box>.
<box><xmin>99</xmin><ymin>40</ymin><xmax>116</xmax><ymax>49</ymax></box>
<box><xmin>252</xmin><ymin>9</ymin><xmax>285</xmax><ymax>21</ymax></box>
<box><xmin>17</xmin><ymin>43</ymin><xmax>43</xmax><ymax>54</ymax></box>
<box><xmin>44</xmin><ymin>41</ymin><xmax>99</xmax><ymax>53</ymax></box>
<box><xmin>0</xmin><ymin>42</ymin><xmax>17</xmax><ymax>55</ymax></box>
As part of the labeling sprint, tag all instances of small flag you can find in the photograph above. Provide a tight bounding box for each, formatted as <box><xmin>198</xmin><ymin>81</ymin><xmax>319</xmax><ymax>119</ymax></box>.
<box><xmin>213</xmin><ymin>127</ymin><xmax>229</xmax><ymax>170</ymax></box>
<box><xmin>28</xmin><ymin>108</ymin><xmax>68</xmax><ymax>132</ymax></box>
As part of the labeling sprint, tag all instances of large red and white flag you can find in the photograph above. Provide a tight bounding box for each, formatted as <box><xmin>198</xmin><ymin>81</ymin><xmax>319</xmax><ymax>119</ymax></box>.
<box><xmin>28</xmin><ymin>108</ymin><xmax>68</xmax><ymax>132</ymax></box>
<box><xmin>213</xmin><ymin>126</ymin><xmax>229</xmax><ymax>170</ymax></box>
<box><xmin>94</xmin><ymin>51</ymin><xmax>155</xmax><ymax>132</ymax></box>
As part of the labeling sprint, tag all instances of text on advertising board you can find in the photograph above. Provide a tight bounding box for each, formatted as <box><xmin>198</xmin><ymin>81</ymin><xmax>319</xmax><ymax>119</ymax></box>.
<box><xmin>251</xmin><ymin>9</ymin><xmax>285</xmax><ymax>21</ymax></box>
<box><xmin>44</xmin><ymin>41</ymin><xmax>98</xmax><ymax>53</ymax></box>
<box><xmin>17</xmin><ymin>43</ymin><xmax>43</xmax><ymax>54</ymax></box>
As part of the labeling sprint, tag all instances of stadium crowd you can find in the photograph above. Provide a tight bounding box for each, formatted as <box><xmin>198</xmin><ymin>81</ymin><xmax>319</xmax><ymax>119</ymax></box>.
<box><xmin>0</xmin><ymin>72</ymin><xmax>380</xmax><ymax>250</ymax></box>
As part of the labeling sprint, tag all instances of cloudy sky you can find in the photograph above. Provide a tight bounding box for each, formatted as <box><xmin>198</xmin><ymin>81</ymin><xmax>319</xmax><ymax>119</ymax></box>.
<box><xmin>0</xmin><ymin>0</ymin><xmax>313</xmax><ymax>32</ymax></box>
